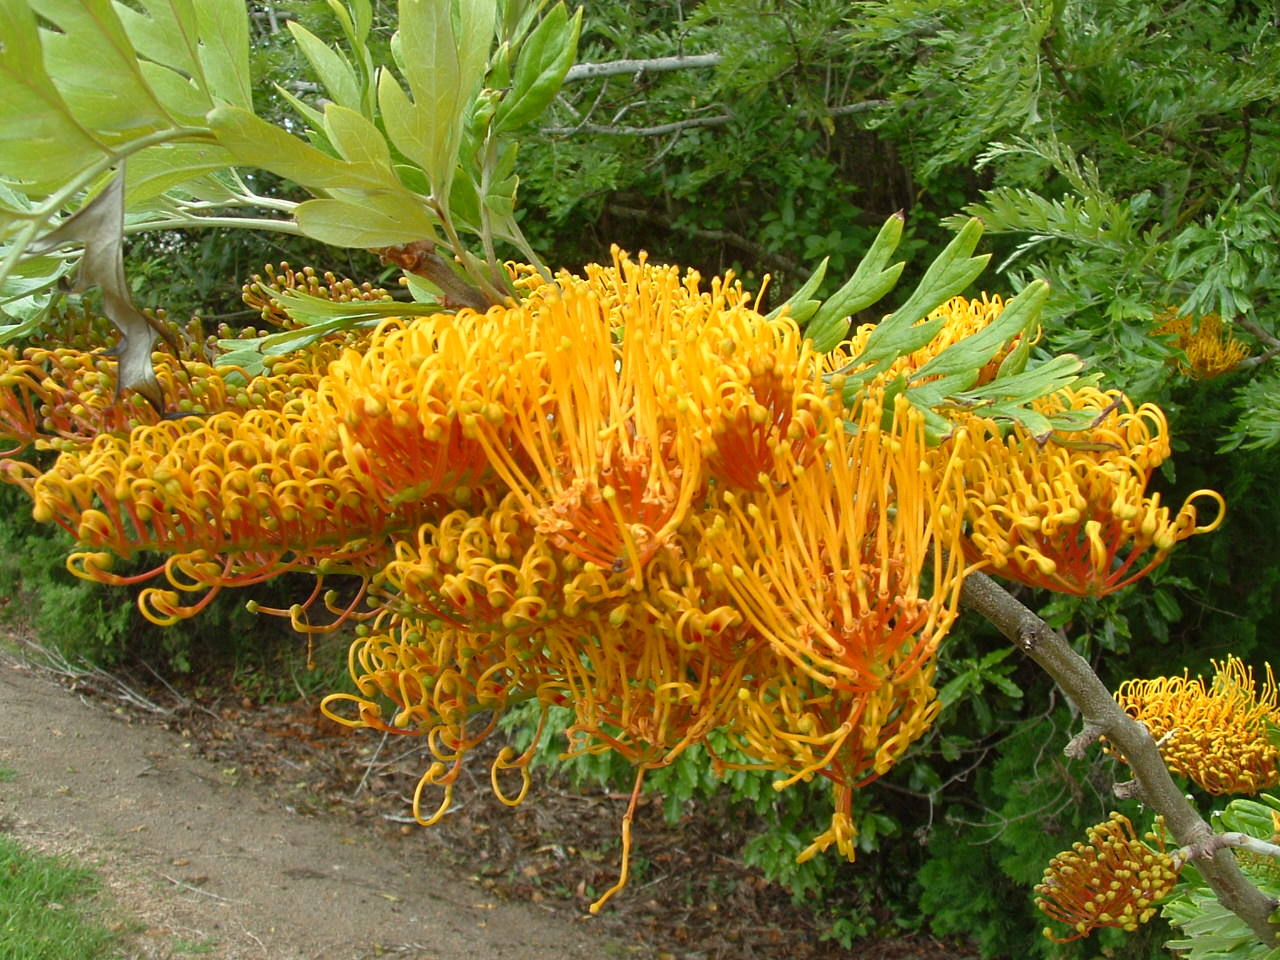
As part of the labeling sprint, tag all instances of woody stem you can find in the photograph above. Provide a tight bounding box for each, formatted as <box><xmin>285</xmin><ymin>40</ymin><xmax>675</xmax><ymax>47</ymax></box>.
<box><xmin>959</xmin><ymin>570</ymin><xmax>1280</xmax><ymax>946</ymax></box>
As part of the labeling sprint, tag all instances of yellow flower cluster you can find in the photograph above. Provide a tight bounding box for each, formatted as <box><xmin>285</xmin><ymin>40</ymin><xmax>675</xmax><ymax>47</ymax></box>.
<box><xmin>1036</xmin><ymin>812</ymin><xmax>1181</xmax><ymax>942</ymax></box>
<box><xmin>947</xmin><ymin>388</ymin><xmax>1224</xmax><ymax>596</ymax></box>
<box><xmin>241</xmin><ymin>261</ymin><xmax>395</xmax><ymax>327</ymax></box>
<box><xmin>1113</xmin><ymin>656</ymin><xmax>1280</xmax><ymax>795</ymax></box>
<box><xmin>0</xmin><ymin>250</ymin><xmax>1224</xmax><ymax>910</ymax></box>
<box><xmin>1154</xmin><ymin>310</ymin><xmax>1250</xmax><ymax>379</ymax></box>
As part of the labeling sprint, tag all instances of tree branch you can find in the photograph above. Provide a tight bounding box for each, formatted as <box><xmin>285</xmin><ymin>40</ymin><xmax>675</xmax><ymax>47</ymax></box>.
<box><xmin>564</xmin><ymin>54</ymin><xmax>723</xmax><ymax>83</ymax></box>
<box><xmin>959</xmin><ymin>570</ymin><xmax>1280</xmax><ymax>947</ymax></box>
<box><xmin>543</xmin><ymin>103</ymin><xmax>888</xmax><ymax>138</ymax></box>
<box><xmin>543</xmin><ymin>115</ymin><xmax>733</xmax><ymax>138</ymax></box>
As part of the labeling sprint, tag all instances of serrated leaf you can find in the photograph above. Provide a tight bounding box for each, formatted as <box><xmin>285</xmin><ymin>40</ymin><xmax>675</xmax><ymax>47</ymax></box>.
<box><xmin>765</xmin><ymin>257</ymin><xmax>827</xmax><ymax>323</ymax></box>
<box><xmin>835</xmin><ymin>218</ymin><xmax>990</xmax><ymax>379</ymax></box>
<box><xmin>892</xmin><ymin>217</ymin><xmax>988</xmax><ymax>321</ymax></box>
<box><xmin>911</xmin><ymin>279</ymin><xmax>1049</xmax><ymax>382</ymax></box>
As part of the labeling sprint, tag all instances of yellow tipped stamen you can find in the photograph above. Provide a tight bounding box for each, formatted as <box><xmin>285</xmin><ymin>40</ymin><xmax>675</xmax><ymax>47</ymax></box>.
<box><xmin>1112</xmin><ymin>656</ymin><xmax>1280</xmax><ymax>794</ymax></box>
<box><xmin>951</xmin><ymin>386</ymin><xmax>1224</xmax><ymax>596</ymax></box>
<box><xmin>1154</xmin><ymin>310</ymin><xmax>1250</xmax><ymax>378</ymax></box>
<box><xmin>1036</xmin><ymin>813</ymin><xmax>1181</xmax><ymax>942</ymax></box>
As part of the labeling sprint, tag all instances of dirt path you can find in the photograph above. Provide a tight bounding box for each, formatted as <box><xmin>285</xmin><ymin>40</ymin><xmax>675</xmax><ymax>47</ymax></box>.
<box><xmin>0</xmin><ymin>657</ymin><xmax>638</xmax><ymax>960</ymax></box>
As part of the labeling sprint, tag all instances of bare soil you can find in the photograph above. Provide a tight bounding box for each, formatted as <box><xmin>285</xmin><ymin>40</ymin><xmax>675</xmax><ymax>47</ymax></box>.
<box><xmin>0</xmin><ymin>637</ymin><xmax>970</xmax><ymax>960</ymax></box>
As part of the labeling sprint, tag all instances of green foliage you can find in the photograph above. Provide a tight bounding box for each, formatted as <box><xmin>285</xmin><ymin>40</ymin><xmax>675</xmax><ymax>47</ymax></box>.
<box><xmin>1162</xmin><ymin>795</ymin><xmax>1280</xmax><ymax>960</ymax></box>
<box><xmin>915</xmin><ymin>710</ymin><xmax>1167</xmax><ymax>960</ymax></box>
<box><xmin>1223</xmin><ymin>368</ymin><xmax>1280</xmax><ymax>452</ymax></box>
<box><xmin>2</xmin><ymin>0</ymin><xmax>583</xmax><ymax>372</ymax></box>
<box><xmin>0</xmin><ymin>480</ymin><xmax>134</xmax><ymax>664</ymax></box>
<box><xmin>0</xmin><ymin>832</ymin><xmax>124</xmax><ymax>960</ymax></box>
<box><xmin>855</xmin><ymin>0</ymin><xmax>1280</xmax><ymax>441</ymax></box>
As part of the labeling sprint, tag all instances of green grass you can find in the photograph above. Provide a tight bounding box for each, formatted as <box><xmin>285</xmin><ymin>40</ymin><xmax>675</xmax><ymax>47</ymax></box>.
<box><xmin>0</xmin><ymin>833</ymin><xmax>124</xmax><ymax>960</ymax></box>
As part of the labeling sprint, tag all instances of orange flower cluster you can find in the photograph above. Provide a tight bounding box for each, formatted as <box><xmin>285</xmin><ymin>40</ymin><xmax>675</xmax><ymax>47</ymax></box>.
<box><xmin>310</xmin><ymin>253</ymin><xmax>969</xmax><ymax>907</ymax></box>
<box><xmin>1154</xmin><ymin>310</ymin><xmax>1250</xmax><ymax>379</ymax></box>
<box><xmin>947</xmin><ymin>387</ymin><xmax>1224</xmax><ymax>596</ymax></box>
<box><xmin>1036</xmin><ymin>812</ymin><xmax>1181</xmax><ymax>942</ymax></box>
<box><xmin>1113</xmin><ymin>656</ymin><xmax>1280</xmax><ymax>795</ymax></box>
<box><xmin>0</xmin><ymin>253</ymin><xmax>1222</xmax><ymax>910</ymax></box>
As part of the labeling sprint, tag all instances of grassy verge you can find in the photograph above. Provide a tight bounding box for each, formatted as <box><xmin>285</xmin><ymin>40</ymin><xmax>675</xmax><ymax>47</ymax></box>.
<box><xmin>0</xmin><ymin>773</ymin><xmax>127</xmax><ymax>960</ymax></box>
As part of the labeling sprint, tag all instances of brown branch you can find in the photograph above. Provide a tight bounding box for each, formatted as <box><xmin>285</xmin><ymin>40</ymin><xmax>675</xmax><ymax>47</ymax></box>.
<box><xmin>959</xmin><ymin>570</ymin><xmax>1280</xmax><ymax>946</ymax></box>
<box><xmin>373</xmin><ymin>241</ymin><xmax>493</xmax><ymax>311</ymax></box>
<box><xmin>1040</xmin><ymin>32</ymin><xmax>1081</xmax><ymax>105</ymax></box>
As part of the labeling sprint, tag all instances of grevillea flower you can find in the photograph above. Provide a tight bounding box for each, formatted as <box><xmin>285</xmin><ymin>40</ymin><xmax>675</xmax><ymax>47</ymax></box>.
<box><xmin>0</xmin><ymin>342</ymin><xmax>332</xmax><ymax>458</ymax></box>
<box><xmin>241</xmin><ymin>262</ymin><xmax>395</xmax><ymax>327</ymax></box>
<box><xmin>1036</xmin><ymin>813</ymin><xmax>1181</xmax><ymax>942</ymax></box>
<box><xmin>470</xmin><ymin>250</ymin><xmax>706</xmax><ymax>585</ymax></box>
<box><xmin>0</xmin><ymin>250</ymin><xmax>1230</xmax><ymax>914</ymax></box>
<box><xmin>668</xmin><ymin>273</ymin><xmax>833</xmax><ymax>490</ymax></box>
<box><xmin>25</xmin><ymin>395</ymin><xmax>439</xmax><ymax>624</ymax></box>
<box><xmin>694</xmin><ymin>388</ymin><xmax>966</xmax><ymax>858</ymax></box>
<box><xmin>1154</xmin><ymin>310</ymin><xmax>1250</xmax><ymax>379</ymax></box>
<box><xmin>1113</xmin><ymin>656</ymin><xmax>1280</xmax><ymax>795</ymax></box>
<box><xmin>382</xmin><ymin>491</ymin><xmax>564</xmax><ymax>635</ymax></box>
<box><xmin>951</xmin><ymin>386</ymin><xmax>1224</xmax><ymax>596</ymax></box>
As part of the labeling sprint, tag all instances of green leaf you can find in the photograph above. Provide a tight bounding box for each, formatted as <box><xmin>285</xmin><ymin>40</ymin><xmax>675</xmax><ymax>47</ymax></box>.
<box><xmin>911</xmin><ymin>279</ymin><xmax>1049</xmax><ymax>382</ymax></box>
<box><xmin>0</xmin><ymin>292</ymin><xmax>55</xmax><ymax>341</ymax></box>
<box><xmin>0</xmin><ymin>4</ymin><xmax>104</xmax><ymax>189</ymax></box>
<box><xmin>765</xmin><ymin>257</ymin><xmax>827</xmax><ymax>324</ymax></box>
<box><xmin>113</xmin><ymin>0</ymin><xmax>203</xmax><ymax>81</ymax></box>
<box><xmin>123</xmin><ymin>141</ymin><xmax>236</xmax><ymax>205</ymax></box>
<box><xmin>34</xmin><ymin>0</ymin><xmax>171</xmax><ymax>134</ymax></box>
<box><xmin>294</xmin><ymin>194</ymin><xmax>439</xmax><ymax>248</ymax></box>
<box><xmin>218</xmin><ymin>316</ymin><xmax>376</xmax><ymax>380</ymax></box>
<box><xmin>385</xmin><ymin>0</ymin><xmax>496</xmax><ymax>198</ymax></box>
<box><xmin>322</xmin><ymin>103</ymin><xmax>394</xmax><ymax>169</ymax></box>
<box><xmin>193</xmin><ymin>0</ymin><xmax>252</xmax><ymax>109</ymax></box>
<box><xmin>875</xmin><ymin>217</ymin><xmax>990</xmax><ymax>350</ymax></box>
<box><xmin>494</xmin><ymin>3</ymin><xmax>582</xmax><ymax>133</ymax></box>
<box><xmin>287</xmin><ymin>19</ymin><xmax>363</xmax><ymax>113</ymax></box>
<box><xmin>208</xmin><ymin>105</ymin><xmax>403</xmax><ymax>194</ymax></box>
<box><xmin>806</xmin><ymin>212</ymin><xmax>907</xmax><ymax>352</ymax></box>
<box><xmin>836</xmin><ymin>218</ymin><xmax>990</xmax><ymax>380</ymax></box>
<box><xmin>270</xmin><ymin>286</ymin><xmax>440</xmax><ymax>326</ymax></box>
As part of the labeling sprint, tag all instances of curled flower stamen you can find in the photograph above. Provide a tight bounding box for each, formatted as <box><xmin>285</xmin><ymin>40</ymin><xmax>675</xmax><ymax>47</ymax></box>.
<box><xmin>1036</xmin><ymin>813</ymin><xmax>1181</xmax><ymax>942</ymax></box>
<box><xmin>1112</xmin><ymin>656</ymin><xmax>1280</xmax><ymax>794</ymax></box>
<box><xmin>951</xmin><ymin>387</ymin><xmax>1224</xmax><ymax>596</ymax></box>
